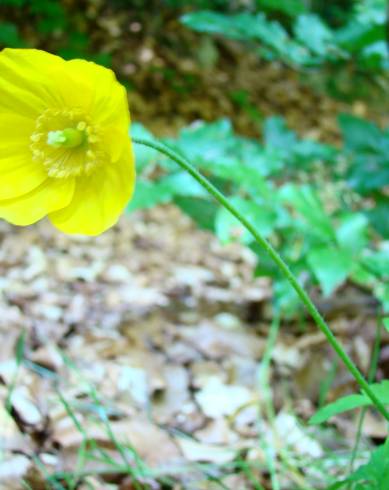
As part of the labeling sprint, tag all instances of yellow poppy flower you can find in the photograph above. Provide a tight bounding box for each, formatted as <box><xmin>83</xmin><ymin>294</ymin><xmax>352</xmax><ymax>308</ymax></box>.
<box><xmin>0</xmin><ymin>48</ymin><xmax>135</xmax><ymax>235</ymax></box>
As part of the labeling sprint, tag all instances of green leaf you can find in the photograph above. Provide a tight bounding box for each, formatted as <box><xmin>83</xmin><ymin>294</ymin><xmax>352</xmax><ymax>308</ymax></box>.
<box><xmin>264</xmin><ymin>116</ymin><xmax>297</xmax><ymax>153</ymax></box>
<box><xmin>293</xmin><ymin>139</ymin><xmax>337</xmax><ymax>164</ymax></box>
<box><xmin>131</xmin><ymin>123</ymin><xmax>161</xmax><ymax>173</ymax></box>
<box><xmin>361</xmin><ymin>40</ymin><xmax>388</xmax><ymax>69</ymax></box>
<box><xmin>171</xmin><ymin>119</ymin><xmax>233</xmax><ymax>161</ymax></box>
<box><xmin>307</xmin><ymin>246</ymin><xmax>354</xmax><ymax>296</ymax></box>
<box><xmin>310</xmin><ymin>394</ymin><xmax>367</xmax><ymax>425</ymax></box>
<box><xmin>366</xmin><ymin>196</ymin><xmax>389</xmax><ymax>238</ymax></box>
<box><xmin>167</xmin><ymin>119</ymin><xmax>275</xmax><ymax>184</ymax></box>
<box><xmin>160</xmin><ymin>172</ymin><xmax>208</xmax><ymax>198</ymax></box>
<box><xmin>328</xmin><ymin>441</ymin><xmax>389</xmax><ymax>489</ymax></box>
<box><xmin>0</xmin><ymin>0</ymin><xmax>27</xmax><ymax>6</ymax></box>
<box><xmin>336</xmin><ymin>213</ymin><xmax>368</xmax><ymax>255</ymax></box>
<box><xmin>348</xmin><ymin>154</ymin><xmax>389</xmax><ymax>194</ymax></box>
<box><xmin>335</xmin><ymin>19</ymin><xmax>385</xmax><ymax>53</ymax></box>
<box><xmin>310</xmin><ymin>380</ymin><xmax>389</xmax><ymax>424</ymax></box>
<box><xmin>0</xmin><ymin>22</ymin><xmax>24</xmax><ymax>47</ymax></box>
<box><xmin>383</xmin><ymin>318</ymin><xmax>389</xmax><ymax>334</ymax></box>
<box><xmin>339</xmin><ymin>114</ymin><xmax>383</xmax><ymax>152</ymax></box>
<box><xmin>355</xmin><ymin>0</ymin><xmax>387</xmax><ymax>25</ymax></box>
<box><xmin>264</xmin><ymin>117</ymin><xmax>337</xmax><ymax>172</ymax></box>
<box><xmin>273</xmin><ymin>278</ymin><xmax>300</xmax><ymax>316</ymax></box>
<box><xmin>32</xmin><ymin>0</ymin><xmax>67</xmax><ymax>33</ymax></box>
<box><xmin>294</xmin><ymin>14</ymin><xmax>334</xmax><ymax>57</ymax></box>
<box><xmin>127</xmin><ymin>170</ymin><xmax>208</xmax><ymax>212</ymax></box>
<box><xmin>348</xmin><ymin>439</ymin><xmax>389</xmax><ymax>489</ymax></box>
<box><xmin>181</xmin><ymin>11</ymin><xmax>251</xmax><ymax>41</ymax></box>
<box><xmin>257</xmin><ymin>0</ymin><xmax>306</xmax><ymax>17</ymax></box>
<box><xmin>279</xmin><ymin>184</ymin><xmax>335</xmax><ymax>241</ymax></box>
<box><xmin>362</xmin><ymin>251</ymin><xmax>389</xmax><ymax>280</ymax></box>
<box><xmin>215</xmin><ymin>197</ymin><xmax>275</xmax><ymax>245</ymax></box>
<box><xmin>166</xmin><ymin>119</ymin><xmax>242</xmax><ymax>177</ymax></box>
<box><xmin>127</xmin><ymin>180</ymin><xmax>173</xmax><ymax>211</ymax></box>
<box><xmin>337</xmin><ymin>20</ymin><xmax>385</xmax><ymax>53</ymax></box>
<box><xmin>14</xmin><ymin>331</ymin><xmax>26</xmax><ymax>366</ymax></box>
<box><xmin>175</xmin><ymin>196</ymin><xmax>217</xmax><ymax>231</ymax></box>
<box><xmin>340</xmin><ymin>116</ymin><xmax>389</xmax><ymax>195</ymax></box>
<box><xmin>180</xmin><ymin>11</ymin><xmax>306</xmax><ymax>65</ymax></box>
<box><xmin>374</xmin><ymin>282</ymin><xmax>389</xmax><ymax>313</ymax></box>
<box><xmin>365</xmin><ymin>196</ymin><xmax>389</xmax><ymax>240</ymax></box>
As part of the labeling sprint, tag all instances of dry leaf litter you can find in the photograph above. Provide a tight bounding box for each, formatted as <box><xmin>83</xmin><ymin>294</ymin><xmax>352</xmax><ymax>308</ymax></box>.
<box><xmin>0</xmin><ymin>206</ymin><xmax>385</xmax><ymax>489</ymax></box>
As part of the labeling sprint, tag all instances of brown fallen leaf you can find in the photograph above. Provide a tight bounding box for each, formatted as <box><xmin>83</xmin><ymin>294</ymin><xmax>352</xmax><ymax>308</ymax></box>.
<box><xmin>11</xmin><ymin>387</ymin><xmax>43</xmax><ymax>427</ymax></box>
<box><xmin>180</xmin><ymin>321</ymin><xmax>265</xmax><ymax>360</ymax></box>
<box><xmin>0</xmin><ymin>402</ymin><xmax>28</xmax><ymax>452</ymax></box>
<box><xmin>195</xmin><ymin>418</ymin><xmax>239</xmax><ymax>445</ymax></box>
<box><xmin>152</xmin><ymin>364</ymin><xmax>191</xmax><ymax>424</ymax></box>
<box><xmin>53</xmin><ymin>416</ymin><xmax>183</xmax><ymax>468</ymax></box>
<box><xmin>0</xmin><ymin>454</ymin><xmax>32</xmax><ymax>489</ymax></box>
<box><xmin>175</xmin><ymin>437</ymin><xmax>237</xmax><ymax>464</ymax></box>
<box><xmin>195</xmin><ymin>377</ymin><xmax>253</xmax><ymax>418</ymax></box>
<box><xmin>361</xmin><ymin>410</ymin><xmax>388</xmax><ymax>439</ymax></box>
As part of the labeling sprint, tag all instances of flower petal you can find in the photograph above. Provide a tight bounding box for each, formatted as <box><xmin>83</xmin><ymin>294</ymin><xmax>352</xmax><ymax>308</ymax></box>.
<box><xmin>64</xmin><ymin>59</ymin><xmax>129</xmax><ymax>127</ymax></box>
<box><xmin>49</xmin><ymin>140</ymin><xmax>135</xmax><ymax>235</ymax></box>
<box><xmin>0</xmin><ymin>177</ymin><xmax>75</xmax><ymax>226</ymax></box>
<box><xmin>54</xmin><ymin>60</ymin><xmax>96</xmax><ymax>112</ymax></box>
<box><xmin>0</xmin><ymin>48</ymin><xmax>65</xmax><ymax>117</ymax></box>
<box><xmin>0</xmin><ymin>151</ymin><xmax>48</xmax><ymax>200</ymax></box>
<box><xmin>100</xmin><ymin>125</ymin><xmax>129</xmax><ymax>163</ymax></box>
<box><xmin>0</xmin><ymin>49</ymin><xmax>129</xmax><ymax>135</ymax></box>
<box><xmin>0</xmin><ymin>113</ymin><xmax>35</xmax><ymax>157</ymax></box>
<box><xmin>0</xmin><ymin>49</ymin><xmax>100</xmax><ymax>116</ymax></box>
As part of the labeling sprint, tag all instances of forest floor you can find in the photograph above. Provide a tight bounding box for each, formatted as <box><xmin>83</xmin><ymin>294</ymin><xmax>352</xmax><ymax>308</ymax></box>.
<box><xmin>0</xmin><ymin>208</ymin><xmax>387</xmax><ymax>489</ymax></box>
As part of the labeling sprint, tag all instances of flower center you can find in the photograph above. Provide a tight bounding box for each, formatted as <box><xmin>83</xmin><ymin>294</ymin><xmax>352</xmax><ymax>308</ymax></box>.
<box><xmin>47</xmin><ymin>128</ymin><xmax>86</xmax><ymax>149</ymax></box>
<box><xmin>30</xmin><ymin>108</ymin><xmax>106</xmax><ymax>179</ymax></box>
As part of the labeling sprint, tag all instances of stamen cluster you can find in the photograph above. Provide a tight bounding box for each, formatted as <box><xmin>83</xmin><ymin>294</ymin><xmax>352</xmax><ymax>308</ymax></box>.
<box><xmin>30</xmin><ymin>108</ymin><xmax>106</xmax><ymax>179</ymax></box>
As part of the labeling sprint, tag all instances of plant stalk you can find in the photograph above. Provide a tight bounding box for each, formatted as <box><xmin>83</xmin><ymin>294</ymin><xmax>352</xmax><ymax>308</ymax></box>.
<box><xmin>132</xmin><ymin>137</ymin><xmax>389</xmax><ymax>422</ymax></box>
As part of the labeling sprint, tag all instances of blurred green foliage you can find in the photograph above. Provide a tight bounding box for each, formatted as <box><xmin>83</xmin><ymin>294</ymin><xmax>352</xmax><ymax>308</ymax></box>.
<box><xmin>0</xmin><ymin>0</ymin><xmax>111</xmax><ymax>65</ymax></box>
<box><xmin>1</xmin><ymin>0</ymin><xmax>387</xmax><ymax>97</ymax></box>
<box><xmin>131</xmin><ymin>115</ymin><xmax>389</xmax><ymax>315</ymax></box>
<box><xmin>311</xmin><ymin>380</ymin><xmax>389</xmax><ymax>424</ymax></box>
<box><xmin>0</xmin><ymin>0</ymin><xmax>66</xmax><ymax>46</ymax></box>
<box><xmin>181</xmin><ymin>0</ymin><xmax>388</xmax><ymax>98</ymax></box>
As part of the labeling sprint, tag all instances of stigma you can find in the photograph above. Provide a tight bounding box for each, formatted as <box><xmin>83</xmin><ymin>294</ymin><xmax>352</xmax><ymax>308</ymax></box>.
<box><xmin>47</xmin><ymin>127</ymin><xmax>86</xmax><ymax>149</ymax></box>
<box><xmin>30</xmin><ymin>108</ymin><xmax>107</xmax><ymax>179</ymax></box>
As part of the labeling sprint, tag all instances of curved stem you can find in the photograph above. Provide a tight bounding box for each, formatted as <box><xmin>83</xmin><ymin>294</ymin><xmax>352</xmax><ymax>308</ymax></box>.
<box><xmin>132</xmin><ymin>137</ymin><xmax>389</xmax><ymax>421</ymax></box>
<box><xmin>348</xmin><ymin>318</ymin><xmax>383</xmax><ymax>476</ymax></box>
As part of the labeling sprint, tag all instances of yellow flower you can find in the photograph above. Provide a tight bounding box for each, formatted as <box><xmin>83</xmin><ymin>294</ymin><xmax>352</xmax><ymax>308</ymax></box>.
<box><xmin>0</xmin><ymin>48</ymin><xmax>135</xmax><ymax>235</ymax></box>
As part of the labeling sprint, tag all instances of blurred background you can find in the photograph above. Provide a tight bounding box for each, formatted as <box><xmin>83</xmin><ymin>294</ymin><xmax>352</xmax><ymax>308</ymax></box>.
<box><xmin>0</xmin><ymin>1</ymin><xmax>389</xmax><ymax>489</ymax></box>
<box><xmin>1</xmin><ymin>0</ymin><xmax>389</xmax><ymax>134</ymax></box>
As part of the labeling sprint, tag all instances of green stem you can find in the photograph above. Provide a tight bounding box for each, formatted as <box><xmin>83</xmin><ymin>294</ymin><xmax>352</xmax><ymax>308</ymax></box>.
<box><xmin>348</xmin><ymin>317</ymin><xmax>383</xmax><ymax>476</ymax></box>
<box><xmin>132</xmin><ymin>137</ymin><xmax>389</xmax><ymax>422</ymax></box>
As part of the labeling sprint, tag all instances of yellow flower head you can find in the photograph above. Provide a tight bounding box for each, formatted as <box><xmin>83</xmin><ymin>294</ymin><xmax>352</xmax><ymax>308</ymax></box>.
<box><xmin>0</xmin><ymin>48</ymin><xmax>135</xmax><ymax>235</ymax></box>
